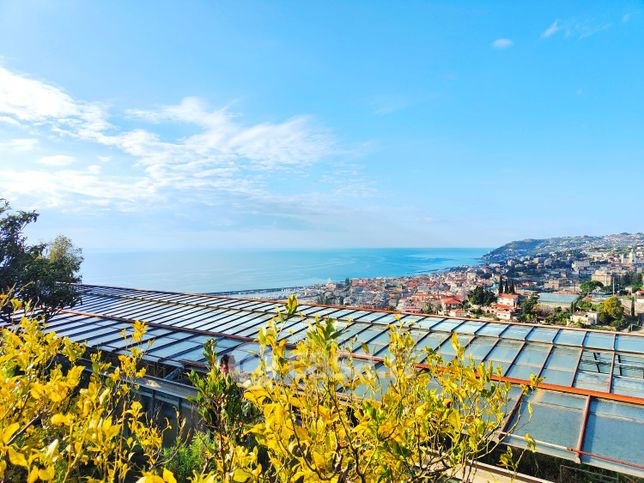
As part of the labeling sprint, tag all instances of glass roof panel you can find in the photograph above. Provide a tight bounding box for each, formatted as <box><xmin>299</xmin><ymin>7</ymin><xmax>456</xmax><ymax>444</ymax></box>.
<box><xmin>353</xmin><ymin>331</ymin><xmax>390</xmax><ymax>355</ymax></box>
<box><xmin>297</xmin><ymin>306</ymin><xmax>327</xmax><ymax>316</ymax></box>
<box><xmin>505</xmin><ymin>389</ymin><xmax>585</xmax><ymax>461</ymax></box>
<box><xmin>225</xmin><ymin>342</ymin><xmax>261</xmax><ymax>363</ymax></box>
<box><xmin>438</xmin><ymin>334</ymin><xmax>473</xmax><ymax>361</ymax></box>
<box><xmin>554</xmin><ymin>330</ymin><xmax>586</xmax><ymax>346</ymax></box>
<box><xmin>413</xmin><ymin>317</ymin><xmax>444</xmax><ymax>330</ymax></box>
<box><xmin>581</xmin><ymin>399</ymin><xmax>644</xmax><ymax>475</ymax></box>
<box><xmin>308</xmin><ymin>307</ymin><xmax>341</xmax><ymax>318</ymax></box>
<box><xmin>612</xmin><ymin>376</ymin><xmax>644</xmax><ymax>399</ymax></box>
<box><xmin>147</xmin><ymin>340</ymin><xmax>202</xmax><ymax>358</ymax></box>
<box><xmin>615</xmin><ymin>334</ymin><xmax>644</xmax><ymax>353</ymax></box>
<box><xmin>543</xmin><ymin>346</ymin><xmax>581</xmax><ymax>371</ymax></box>
<box><xmin>173</xmin><ymin>346</ymin><xmax>207</xmax><ymax>362</ymax></box>
<box><xmin>47</xmin><ymin>318</ymin><xmax>104</xmax><ymax>333</ymax></box>
<box><xmin>540</xmin><ymin>368</ymin><xmax>575</xmax><ymax>386</ymax></box>
<box><xmin>356</xmin><ymin>327</ymin><xmax>389</xmax><ymax>343</ymax></box>
<box><xmin>431</xmin><ymin>319</ymin><xmax>464</xmax><ymax>332</ymax></box>
<box><xmin>328</xmin><ymin>309</ymin><xmax>358</xmax><ymax>320</ymax></box>
<box><xmin>476</xmin><ymin>323</ymin><xmax>508</xmax><ymax>338</ymax></box>
<box><xmin>485</xmin><ymin>340</ymin><xmax>524</xmax><ymax>376</ymax></box>
<box><xmin>370</xmin><ymin>313</ymin><xmax>402</xmax><ymax>325</ymax></box>
<box><xmin>506</xmin><ymin>343</ymin><xmax>550</xmax><ymax>380</ymax></box>
<box><xmin>578</xmin><ymin>351</ymin><xmax>612</xmax><ymax>374</ymax></box>
<box><xmin>574</xmin><ymin>371</ymin><xmax>610</xmax><ymax>392</ymax></box>
<box><xmin>65</xmin><ymin>325</ymin><xmax>123</xmax><ymax>343</ymax></box>
<box><xmin>143</xmin><ymin>333</ymin><xmax>195</xmax><ymax>352</ymax></box>
<box><xmin>344</xmin><ymin>311</ymin><xmax>372</xmax><ymax>321</ymax></box>
<box><xmin>399</xmin><ymin>315</ymin><xmax>425</xmax><ymax>324</ymax></box>
<box><xmin>502</xmin><ymin>325</ymin><xmax>533</xmax><ymax>341</ymax></box>
<box><xmin>353</xmin><ymin>311</ymin><xmax>389</xmax><ymax>323</ymax></box>
<box><xmin>457</xmin><ymin>320</ymin><xmax>486</xmax><ymax>334</ymax></box>
<box><xmin>464</xmin><ymin>337</ymin><xmax>498</xmax><ymax>362</ymax></box>
<box><xmin>93</xmin><ymin>331</ymin><xmax>135</xmax><ymax>347</ymax></box>
<box><xmin>584</xmin><ymin>332</ymin><xmax>614</xmax><ymax>350</ymax></box>
<box><xmin>420</xmin><ymin>332</ymin><xmax>451</xmax><ymax>351</ymax></box>
<box><xmin>527</xmin><ymin>328</ymin><xmax>559</xmax><ymax>344</ymax></box>
<box><xmin>485</xmin><ymin>340</ymin><xmax>523</xmax><ymax>364</ymax></box>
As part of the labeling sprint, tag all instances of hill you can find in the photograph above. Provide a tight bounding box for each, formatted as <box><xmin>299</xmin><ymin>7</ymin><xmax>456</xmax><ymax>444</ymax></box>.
<box><xmin>483</xmin><ymin>233</ymin><xmax>644</xmax><ymax>263</ymax></box>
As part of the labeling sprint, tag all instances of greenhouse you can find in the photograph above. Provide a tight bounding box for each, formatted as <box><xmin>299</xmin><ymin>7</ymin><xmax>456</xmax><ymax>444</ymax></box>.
<box><xmin>16</xmin><ymin>284</ymin><xmax>644</xmax><ymax>479</ymax></box>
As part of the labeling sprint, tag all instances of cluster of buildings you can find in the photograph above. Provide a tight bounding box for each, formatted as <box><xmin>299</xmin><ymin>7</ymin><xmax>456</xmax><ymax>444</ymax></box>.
<box><xmin>275</xmin><ymin>245</ymin><xmax>644</xmax><ymax>329</ymax></box>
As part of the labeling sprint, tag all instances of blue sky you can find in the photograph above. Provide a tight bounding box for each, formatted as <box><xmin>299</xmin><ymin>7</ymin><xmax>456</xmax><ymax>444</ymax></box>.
<box><xmin>0</xmin><ymin>1</ymin><xmax>642</xmax><ymax>252</ymax></box>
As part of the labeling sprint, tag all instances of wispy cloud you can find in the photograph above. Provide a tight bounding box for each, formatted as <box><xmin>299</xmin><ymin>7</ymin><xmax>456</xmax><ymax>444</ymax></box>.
<box><xmin>38</xmin><ymin>154</ymin><xmax>76</xmax><ymax>166</ymax></box>
<box><xmin>0</xmin><ymin>65</ymin><xmax>349</xmax><ymax>221</ymax></box>
<box><xmin>541</xmin><ymin>20</ymin><xmax>561</xmax><ymax>39</ymax></box>
<box><xmin>0</xmin><ymin>137</ymin><xmax>38</xmax><ymax>151</ymax></box>
<box><xmin>491</xmin><ymin>38</ymin><xmax>513</xmax><ymax>49</ymax></box>
<box><xmin>541</xmin><ymin>17</ymin><xmax>614</xmax><ymax>40</ymax></box>
<box><xmin>367</xmin><ymin>94</ymin><xmax>412</xmax><ymax>115</ymax></box>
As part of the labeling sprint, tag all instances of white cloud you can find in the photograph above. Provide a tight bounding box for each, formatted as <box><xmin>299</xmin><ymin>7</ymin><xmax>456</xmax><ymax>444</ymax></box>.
<box><xmin>0</xmin><ymin>65</ymin><xmax>344</xmax><ymax>217</ymax></box>
<box><xmin>542</xmin><ymin>20</ymin><xmax>561</xmax><ymax>38</ymax></box>
<box><xmin>0</xmin><ymin>168</ymin><xmax>154</xmax><ymax>210</ymax></box>
<box><xmin>0</xmin><ymin>66</ymin><xmax>110</xmax><ymax>133</ymax></box>
<box><xmin>491</xmin><ymin>38</ymin><xmax>513</xmax><ymax>49</ymax></box>
<box><xmin>541</xmin><ymin>18</ymin><xmax>614</xmax><ymax>40</ymax></box>
<box><xmin>38</xmin><ymin>154</ymin><xmax>76</xmax><ymax>166</ymax></box>
<box><xmin>0</xmin><ymin>137</ymin><xmax>38</xmax><ymax>151</ymax></box>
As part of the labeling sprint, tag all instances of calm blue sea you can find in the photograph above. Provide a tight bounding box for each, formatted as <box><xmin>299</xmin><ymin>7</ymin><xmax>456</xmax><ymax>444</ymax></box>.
<box><xmin>81</xmin><ymin>248</ymin><xmax>489</xmax><ymax>293</ymax></box>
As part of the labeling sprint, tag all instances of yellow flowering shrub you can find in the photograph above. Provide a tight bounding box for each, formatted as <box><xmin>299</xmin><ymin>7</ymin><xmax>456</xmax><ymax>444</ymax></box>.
<box><xmin>239</xmin><ymin>296</ymin><xmax>533</xmax><ymax>481</ymax></box>
<box><xmin>182</xmin><ymin>296</ymin><xmax>535</xmax><ymax>482</ymax></box>
<box><xmin>0</xmin><ymin>295</ymin><xmax>169</xmax><ymax>482</ymax></box>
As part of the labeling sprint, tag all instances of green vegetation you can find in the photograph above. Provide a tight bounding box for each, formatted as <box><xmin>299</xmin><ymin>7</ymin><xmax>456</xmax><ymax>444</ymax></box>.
<box><xmin>543</xmin><ymin>307</ymin><xmax>571</xmax><ymax>325</ymax></box>
<box><xmin>0</xmin><ymin>200</ymin><xmax>83</xmax><ymax>314</ymax></box>
<box><xmin>468</xmin><ymin>285</ymin><xmax>496</xmax><ymax>306</ymax></box>
<box><xmin>579</xmin><ymin>280</ymin><xmax>604</xmax><ymax>296</ymax></box>
<box><xmin>615</xmin><ymin>271</ymin><xmax>643</xmax><ymax>292</ymax></box>
<box><xmin>517</xmin><ymin>295</ymin><xmax>538</xmax><ymax>322</ymax></box>
<box><xmin>598</xmin><ymin>296</ymin><xmax>625</xmax><ymax>327</ymax></box>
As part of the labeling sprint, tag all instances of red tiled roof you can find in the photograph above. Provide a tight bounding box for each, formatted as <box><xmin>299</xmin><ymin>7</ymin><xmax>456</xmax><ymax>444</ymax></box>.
<box><xmin>441</xmin><ymin>296</ymin><xmax>462</xmax><ymax>305</ymax></box>
<box><xmin>494</xmin><ymin>304</ymin><xmax>517</xmax><ymax>311</ymax></box>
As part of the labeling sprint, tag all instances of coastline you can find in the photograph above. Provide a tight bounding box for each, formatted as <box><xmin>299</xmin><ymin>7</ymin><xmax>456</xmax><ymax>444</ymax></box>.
<box><xmin>81</xmin><ymin>247</ymin><xmax>489</xmax><ymax>294</ymax></box>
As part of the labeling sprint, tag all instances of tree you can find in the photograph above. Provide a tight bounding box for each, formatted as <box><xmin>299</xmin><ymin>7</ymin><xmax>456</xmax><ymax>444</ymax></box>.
<box><xmin>599</xmin><ymin>296</ymin><xmax>625</xmax><ymax>326</ymax></box>
<box><xmin>518</xmin><ymin>295</ymin><xmax>538</xmax><ymax>322</ymax></box>
<box><xmin>580</xmin><ymin>280</ymin><xmax>603</xmax><ymax>295</ymax></box>
<box><xmin>468</xmin><ymin>286</ymin><xmax>497</xmax><ymax>306</ymax></box>
<box><xmin>0</xmin><ymin>201</ymin><xmax>83</xmax><ymax>312</ymax></box>
<box><xmin>498</xmin><ymin>275</ymin><xmax>504</xmax><ymax>294</ymax></box>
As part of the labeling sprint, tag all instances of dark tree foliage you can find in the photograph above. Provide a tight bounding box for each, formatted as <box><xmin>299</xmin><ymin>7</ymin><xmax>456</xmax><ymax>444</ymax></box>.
<box><xmin>517</xmin><ymin>296</ymin><xmax>538</xmax><ymax>322</ymax></box>
<box><xmin>468</xmin><ymin>286</ymin><xmax>496</xmax><ymax>306</ymax></box>
<box><xmin>0</xmin><ymin>200</ymin><xmax>83</xmax><ymax>314</ymax></box>
<box><xmin>580</xmin><ymin>280</ymin><xmax>604</xmax><ymax>295</ymax></box>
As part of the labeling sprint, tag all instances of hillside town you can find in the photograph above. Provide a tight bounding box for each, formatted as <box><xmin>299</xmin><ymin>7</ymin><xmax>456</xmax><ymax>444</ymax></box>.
<box><xmin>246</xmin><ymin>237</ymin><xmax>644</xmax><ymax>332</ymax></box>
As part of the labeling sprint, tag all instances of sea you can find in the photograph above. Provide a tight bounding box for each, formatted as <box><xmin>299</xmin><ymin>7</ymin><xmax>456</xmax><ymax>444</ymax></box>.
<box><xmin>81</xmin><ymin>248</ymin><xmax>489</xmax><ymax>294</ymax></box>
